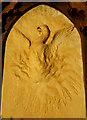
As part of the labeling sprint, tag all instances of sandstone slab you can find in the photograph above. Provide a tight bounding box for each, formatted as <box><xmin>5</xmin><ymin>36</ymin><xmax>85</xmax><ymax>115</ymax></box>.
<box><xmin>1</xmin><ymin>5</ymin><xmax>86</xmax><ymax>118</ymax></box>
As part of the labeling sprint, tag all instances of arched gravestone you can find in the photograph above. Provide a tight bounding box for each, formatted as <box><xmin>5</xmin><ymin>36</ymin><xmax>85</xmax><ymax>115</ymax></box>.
<box><xmin>1</xmin><ymin>4</ymin><xmax>86</xmax><ymax>118</ymax></box>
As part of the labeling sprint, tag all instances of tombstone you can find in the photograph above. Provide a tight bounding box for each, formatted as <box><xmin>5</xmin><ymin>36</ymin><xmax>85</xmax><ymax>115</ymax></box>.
<box><xmin>1</xmin><ymin>4</ymin><xmax>86</xmax><ymax>118</ymax></box>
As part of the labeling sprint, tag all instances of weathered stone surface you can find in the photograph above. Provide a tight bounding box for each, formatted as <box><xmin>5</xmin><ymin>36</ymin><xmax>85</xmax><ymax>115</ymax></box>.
<box><xmin>1</xmin><ymin>5</ymin><xmax>86</xmax><ymax>118</ymax></box>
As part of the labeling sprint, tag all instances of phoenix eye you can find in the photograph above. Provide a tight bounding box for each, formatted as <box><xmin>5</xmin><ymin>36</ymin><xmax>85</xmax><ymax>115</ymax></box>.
<box><xmin>37</xmin><ymin>27</ymin><xmax>42</xmax><ymax>32</ymax></box>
